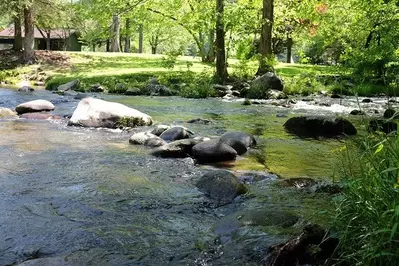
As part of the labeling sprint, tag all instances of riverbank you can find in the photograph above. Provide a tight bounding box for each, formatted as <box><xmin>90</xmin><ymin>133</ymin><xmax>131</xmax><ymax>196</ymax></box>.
<box><xmin>4</xmin><ymin>50</ymin><xmax>391</xmax><ymax>98</ymax></box>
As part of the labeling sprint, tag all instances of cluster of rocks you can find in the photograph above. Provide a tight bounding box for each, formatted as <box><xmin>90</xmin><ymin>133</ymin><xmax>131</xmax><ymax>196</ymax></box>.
<box><xmin>47</xmin><ymin>73</ymin><xmax>286</xmax><ymax>101</ymax></box>
<box><xmin>129</xmin><ymin>124</ymin><xmax>257</xmax><ymax>164</ymax></box>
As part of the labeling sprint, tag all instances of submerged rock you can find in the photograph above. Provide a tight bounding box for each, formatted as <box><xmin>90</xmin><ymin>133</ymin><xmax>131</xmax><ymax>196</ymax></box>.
<box><xmin>17</xmin><ymin>257</ymin><xmax>70</xmax><ymax>266</ymax></box>
<box><xmin>18</xmin><ymin>86</ymin><xmax>34</xmax><ymax>92</ymax></box>
<box><xmin>196</xmin><ymin>170</ymin><xmax>247</xmax><ymax>206</ymax></box>
<box><xmin>187</xmin><ymin>118</ymin><xmax>212</xmax><ymax>124</ymax></box>
<box><xmin>129</xmin><ymin>132</ymin><xmax>166</xmax><ymax>147</ymax></box>
<box><xmin>330</xmin><ymin>94</ymin><xmax>342</xmax><ymax>99</ymax></box>
<box><xmin>219</xmin><ymin>131</ymin><xmax>256</xmax><ymax>155</ymax></box>
<box><xmin>265</xmin><ymin>224</ymin><xmax>338</xmax><ymax>266</ymax></box>
<box><xmin>68</xmin><ymin>97</ymin><xmax>152</xmax><ymax>128</ymax></box>
<box><xmin>192</xmin><ymin>140</ymin><xmax>238</xmax><ymax>163</ymax></box>
<box><xmin>280</xmin><ymin>177</ymin><xmax>318</xmax><ymax>189</ymax></box>
<box><xmin>151</xmin><ymin>125</ymin><xmax>170</xmax><ymax>136</ymax></box>
<box><xmin>151</xmin><ymin>139</ymin><xmax>203</xmax><ymax>158</ymax></box>
<box><xmin>159</xmin><ymin>126</ymin><xmax>191</xmax><ymax>142</ymax></box>
<box><xmin>362</xmin><ymin>98</ymin><xmax>373</xmax><ymax>103</ymax></box>
<box><xmin>215</xmin><ymin>208</ymin><xmax>298</xmax><ymax>235</ymax></box>
<box><xmin>368</xmin><ymin>119</ymin><xmax>397</xmax><ymax>134</ymax></box>
<box><xmin>350</xmin><ymin>109</ymin><xmax>365</xmax><ymax>115</ymax></box>
<box><xmin>20</xmin><ymin>113</ymin><xmax>62</xmax><ymax>120</ymax></box>
<box><xmin>283</xmin><ymin>116</ymin><xmax>357</xmax><ymax>138</ymax></box>
<box><xmin>74</xmin><ymin>93</ymin><xmax>89</xmax><ymax>100</ymax></box>
<box><xmin>15</xmin><ymin>99</ymin><xmax>55</xmax><ymax>114</ymax></box>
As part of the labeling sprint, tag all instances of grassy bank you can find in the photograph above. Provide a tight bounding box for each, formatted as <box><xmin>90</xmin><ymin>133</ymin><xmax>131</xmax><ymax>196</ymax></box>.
<box><xmin>1</xmin><ymin>51</ymin><xmax>396</xmax><ymax>97</ymax></box>
<box><xmin>333</xmin><ymin>133</ymin><xmax>399</xmax><ymax>265</ymax></box>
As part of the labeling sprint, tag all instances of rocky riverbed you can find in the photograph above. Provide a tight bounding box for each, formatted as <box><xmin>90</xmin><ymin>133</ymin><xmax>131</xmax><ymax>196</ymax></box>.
<box><xmin>0</xmin><ymin>88</ymin><xmax>397</xmax><ymax>265</ymax></box>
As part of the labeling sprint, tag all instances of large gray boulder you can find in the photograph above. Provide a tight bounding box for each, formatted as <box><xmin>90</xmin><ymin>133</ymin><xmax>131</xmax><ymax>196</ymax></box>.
<box><xmin>196</xmin><ymin>170</ymin><xmax>247</xmax><ymax>206</ymax></box>
<box><xmin>68</xmin><ymin>97</ymin><xmax>153</xmax><ymax>128</ymax></box>
<box><xmin>251</xmin><ymin>72</ymin><xmax>284</xmax><ymax>91</ymax></box>
<box><xmin>220</xmin><ymin>131</ymin><xmax>256</xmax><ymax>155</ymax></box>
<box><xmin>151</xmin><ymin>139</ymin><xmax>203</xmax><ymax>158</ymax></box>
<box><xmin>192</xmin><ymin>140</ymin><xmax>238</xmax><ymax>163</ymax></box>
<box><xmin>284</xmin><ymin>116</ymin><xmax>357</xmax><ymax>138</ymax></box>
<box><xmin>159</xmin><ymin>126</ymin><xmax>191</xmax><ymax>142</ymax></box>
<box><xmin>57</xmin><ymin>79</ymin><xmax>80</xmax><ymax>92</ymax></box>
<box><xmin>15</xmin><ymin>99</ymin><xmax>55</xmax><ymax>114</ymax></box>
<box><xmin>129</xmin><ymin>132</ymin><xmax>166</xmax><ymax>147</ymax></box>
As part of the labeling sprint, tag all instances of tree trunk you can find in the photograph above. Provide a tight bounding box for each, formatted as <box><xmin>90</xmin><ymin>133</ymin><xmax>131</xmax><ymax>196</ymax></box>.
<box><xmin>23</xmin><ymin>6</ymin><xmax>35</xmax><ymax>64</ymax></box>
<box><xmin>286</xmin><ymin>36</ymin><xmax>293</xmax><ymax>63</ymax></box>
<box><xmin>124</xmin><ymin>18</ymin><xmax>131</xmax><ymax>53</ymax></box>
<box><xmin>110</xmin><ymin>14</ymin><xmax>121</xmax><ymax>52</ymax></box>
<box><xmin>205</xmin><ymin>29</ymin><xmax>216</xmax><ymax>62</ymax></box>
<box><xmin>46</xmin><ymin>32</ymin><xmax>51</xmax><ymax>50</ymax></box>
<box><xmin>257</xmin><ymin>0</ymin><xmax>274</xmax><ymax>75</ymax></box>
<box><xmin>92</xmin><ymin>43</ymin><xmax>96</xmax><ymax>52</ymax></box>
<box><xmin>151</xmin><ymin>46</ymin><xmax>157</xmax><ymax>54</ymax></box>
<box><xmin>106</xmin><ymin>39</ymin><xmax>110</xmax><ymax>52</ymax></box>
<box><xmin>138</xmin><ymin>24</ymin><xmax>144</xmax><ymax>53</ymax></box>
<box><xmin>13</xmin><ymin>12</ymin><xmax>23</xmax><ymax>51</ymax></box>
<box><xmin>215</xmin><ymin>0</ymin><xmax>227</xmax><ymax>84</ymax></box>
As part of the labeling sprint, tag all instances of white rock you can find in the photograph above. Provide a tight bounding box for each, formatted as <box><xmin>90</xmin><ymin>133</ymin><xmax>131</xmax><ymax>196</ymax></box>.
<box><xmin>68</xmin><ymin>97</ymin><xmax>152</xmax><ymax>128</ymax></box>
<box><xmin>15</xmin><ymin>100</ymin><xmax>55</xmax><ymax>114</ymax></box>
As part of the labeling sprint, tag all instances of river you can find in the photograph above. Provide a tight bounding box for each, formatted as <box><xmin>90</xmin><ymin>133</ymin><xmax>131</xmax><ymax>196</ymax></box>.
<box><xmin>0</xmin><ymin>88</ymin><xmax>389</xmax><ymax>265</ymax></box>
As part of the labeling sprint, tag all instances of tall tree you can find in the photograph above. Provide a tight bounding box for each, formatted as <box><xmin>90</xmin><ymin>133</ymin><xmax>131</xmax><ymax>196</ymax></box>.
<box><xmin>13</xmin><ymin>11</ymin><xmax>23</xmax><ymax>51</ymax></box>
<box><xmin>138</xmin><ymin>23</ymin><xmax>144</xmax><ymax>53</ymax></box>
<box><xmin>110</xmin><ymin>14</ymin><xmax>121</xmax><ymax>52</ymax></box>
<box><xmin>257</xmin><ymin>0</ymin><xmax>274</xmax><ymax>75</ymax></box>
<box><xmin>215</xmin><ymin>0</ymin><xmax>227</xmax><ymax>84</ymax></box>
<box><xmin>124</xmin><ymin>18</ymin><xmax>131</xmax><ymax>53</ymax></box>
<box><xmin>23</xmin><ymin>5</ymin><xmax>35</xmax><ymax>63</ymax></box>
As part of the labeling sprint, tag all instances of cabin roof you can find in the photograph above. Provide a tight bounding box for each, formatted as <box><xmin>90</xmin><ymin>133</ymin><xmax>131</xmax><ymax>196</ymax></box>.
<box><xmin>0</xmin><ymin>26</ymin><xmax>76</xmax><ymax>39</ymax></box>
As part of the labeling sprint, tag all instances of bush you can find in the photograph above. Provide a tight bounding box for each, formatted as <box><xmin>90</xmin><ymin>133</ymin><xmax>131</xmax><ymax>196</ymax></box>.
<box><xmin>333</xmin><ymin>134</ymin><xmax>399</xmax><ymax>265</ymax></box>
<box><xmin>283</xmin><ymin>73</ymin><xmax>323</xmax><ymax>96</ymax></box>
<box><xmin>179</xmin><ymin>81</ymin><xmax>216</xmax><ymax>98</ymax></box>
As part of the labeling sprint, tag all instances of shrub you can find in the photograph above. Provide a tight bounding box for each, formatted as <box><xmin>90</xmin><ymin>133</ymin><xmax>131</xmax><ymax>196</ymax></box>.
<box><xmin>333</xmin><ymin>134</ymin><xmax>399</xmax><ymax>265</ymax></box>
<box><xmin>283</xmin><ymin>73</ymin><xmax>323</xmax><ymax>96</ymax></box>
<box><xmin>179</xmin><ymin>80</ymin><xmax>215</xmax><ymax>98</ymax></box>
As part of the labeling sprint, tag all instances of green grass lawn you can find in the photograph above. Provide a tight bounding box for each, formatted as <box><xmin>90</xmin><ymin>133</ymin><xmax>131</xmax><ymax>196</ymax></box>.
<box><xmin>50</xmin><ymin>52</ymin><xmax>338</xmax><ymax>79</ymax></box>
<box><xmin>0</xmin><ymin>51</ymin><xmax>339</xmax><ymax>86</ymax></box>
<box><xmin>4</xmin><ymin>51</ymin><xmax>368</xmax><ymax>96</ymax></box>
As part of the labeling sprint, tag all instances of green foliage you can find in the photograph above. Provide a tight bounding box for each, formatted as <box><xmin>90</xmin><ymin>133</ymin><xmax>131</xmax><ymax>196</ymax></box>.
<box><xmin>245</xmin><ymin>84</ymin><xmax>267</xmax><ymax>99</ymax></box>
<box><xmin>334</xmin><ymin>134</ymin><xmax>399</xmax><ymax>265</ymax></box>
<box><xmin>161</xmin><ymin>50</ymin><xmax>181</xmax><ymax>70</ymax></box>
<box><xmin>46</xmin><ymin>73</ymin><xmax>154</xmax><ymax>93</ymax></box>
<box><xmin>116</xmin><ymin>117</ymin><xmax>147</xmax><ymax>128</ymax></box>
<box><xmin>179</xmin><ymin>83</ymin><xmax>215</xmax><ymax>99</ymax></box>
<box><xmin>283</xmin><ymin>73</ymin><xmax>322</xmax><ymax>96</ymax></box>
<box><xmin>179</xmin><ymin>76</ymin><xmax>215</xmax><ymax>98</ymax></box>
<box><xmin>235</xmin><ymin>38</ymin><xmax>258</xmax><ymax>60</ymax></box>
<box><xmin>232</xmin><ymin>58</ymin><xmax>254</xmax><ymax>80</ymax></box>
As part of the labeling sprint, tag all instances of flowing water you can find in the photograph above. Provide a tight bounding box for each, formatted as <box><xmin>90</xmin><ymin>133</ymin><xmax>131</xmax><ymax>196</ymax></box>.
<box><xmin>0</xmin><ymin>89</ymin><xmax>388</xmax><ymax>265</ymax></box>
